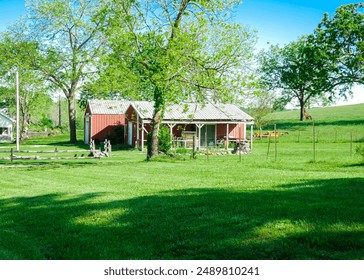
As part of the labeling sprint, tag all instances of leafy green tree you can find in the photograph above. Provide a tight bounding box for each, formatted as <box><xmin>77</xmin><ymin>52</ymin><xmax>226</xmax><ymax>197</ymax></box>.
<box><xmin>258</xmin><ymin>36</ymin><xmax>349</xmax><ymax>121</ymax></box>
<box><xmin>94</xmin><ymin>0</ymin><xmax>256</xmax><ymax>160</ymax></box>
<box><xmin>0</xmin><ymin>71</ymin><xmax>52</xmax><ymax>139</ymax></box>
<box><xmin>0</xmin><ymin>33</ymin><xmax>52</xmax><ymax>139</ymax></box>
<box><xmin>5</xmin><ymin>0</ymin><xmax>109</xmax><ymax>143</ymax></box>
<box><xmin>315</xmin><ymin>3</ymin><xmax>364</xmax><ymax>86</ymax></box>
<box><xmin>247</xmin><ymin>89</ymin><xmax>274</xmax><ymax>138</ymax></box>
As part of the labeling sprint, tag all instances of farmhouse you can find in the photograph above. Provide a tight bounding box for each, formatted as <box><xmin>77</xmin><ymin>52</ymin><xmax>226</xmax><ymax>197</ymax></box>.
<box><xmin>0</xmin><ymin>109</ymin><xmax>13</xmax><ymax>142</ymax></box>
<box><xmin>84</xmin><ymin>100</ymin><xmax>129</xmax><ymax>144</ymax></box>
<box><xmin>125</xmin><ymin>101</ymin><xmax>254</xmax><ymax>150</ymax></box>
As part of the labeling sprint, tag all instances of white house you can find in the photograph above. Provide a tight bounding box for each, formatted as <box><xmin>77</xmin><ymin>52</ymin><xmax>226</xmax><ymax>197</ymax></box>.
<box><xmin>0</xmin><ymin>109</ymin><xmax>14</xmax><ymax>142</ymax></box>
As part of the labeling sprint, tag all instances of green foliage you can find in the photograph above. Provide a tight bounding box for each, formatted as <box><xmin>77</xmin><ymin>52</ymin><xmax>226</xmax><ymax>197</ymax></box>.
<box><xmin>315</xmin><ymin>3</ymin><xmax>364</xmax><ymax>86</ymax></box>
<box><xmin>2</xmin><ymin>0</ymin><xmax>111</xmax><ymax>142</ymax></box>
<box><xmin>39</xmin><ymin>114</ymin><xmax>53</xmax><ymax>128</ymax></box>
<box><xmin>158</xmin><ymin>126</ymin><xmax>171</xmax><ymax>154</ymax></box>
<box><xmin>247</xmin><ymin>90</ymin><xmax>274</xmax><ymax>130</ymax></box>
<box><xmin>175</xmin><ymin>147</ymin><xmax>189</xmax><ymax>154</ymax></box>
<box><xmin>92</xmin><ymin>0</ymin><xmax>256</xmax><ymax>159</ymax></box>
<box><xmin>258</xmin><ymin>36</ymin><xmax>349</xmax><ymax>120</ymax></box>
<box><xmin>146</xmin><ymin>125</ymin><xmax>171</xmax><ymax>154</ymax></box>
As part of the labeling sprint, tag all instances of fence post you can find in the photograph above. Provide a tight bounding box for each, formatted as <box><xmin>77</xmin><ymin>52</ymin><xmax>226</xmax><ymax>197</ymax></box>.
<box><xmin>266</xmin><ymin>135</ymin><xmax>271</xmax><ymax>160</ymax></box>
<box><xmin>10</xmin><ymin>148</ymin><xmax>13</xmax><ymax>163</ymax></box>
<box><xmin>313</xmin><ymin>121</ymin><xmax>316</xmax><ymax>162</ymax></box>
<box><xmin>274</xmin><ymin>124</ymin><xmax>277</xmax><ymax>162</ymax></box>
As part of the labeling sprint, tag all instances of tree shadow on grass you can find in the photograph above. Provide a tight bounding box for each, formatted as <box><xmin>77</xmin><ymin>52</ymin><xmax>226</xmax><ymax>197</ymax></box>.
<box><xmin>0</xmin><ymin>178</ymin><xmax>363</xmax><ymax>260</ymax></box>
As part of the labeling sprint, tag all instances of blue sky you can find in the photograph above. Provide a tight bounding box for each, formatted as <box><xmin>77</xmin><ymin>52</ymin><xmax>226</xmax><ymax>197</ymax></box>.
<box><xmin>0</xmin><ymin>0</ymin><xmax>26</xmax><ymax>31</ymax></box>
<box><xmin>236</xmin><ymin>0</ymin><xmax>358</xmax><ymax>50</ymax></box>
<box><xmin>0</xmin><ymin>0</ymin><xmax>362</xmax><ymax>105</ymax></box>
<box><xmin>0</xmin><ymin>0</ymin><xmax>357</xmax><ymax>47</ymax></box>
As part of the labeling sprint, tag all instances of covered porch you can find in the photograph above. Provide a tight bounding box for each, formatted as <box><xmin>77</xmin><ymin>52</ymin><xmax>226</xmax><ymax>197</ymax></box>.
<box><xmin>134</xmin><ymin>121</ymin><xmax>254</xmax><ymax>152</ymax></box>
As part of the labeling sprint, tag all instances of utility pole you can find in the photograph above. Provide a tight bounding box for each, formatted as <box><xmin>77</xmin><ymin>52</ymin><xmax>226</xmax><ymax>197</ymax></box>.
<box><xmin>15</xmin><ymin>70</ymin><xmax>20</xmax><ymax>151</ymax></box>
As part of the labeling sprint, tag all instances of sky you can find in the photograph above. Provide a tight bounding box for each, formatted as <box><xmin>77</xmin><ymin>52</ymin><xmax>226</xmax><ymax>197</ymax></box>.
<box><xmin>0</xmin><ymin>0</ymin><xmax>363</xmax><ymax>106</ymax></box>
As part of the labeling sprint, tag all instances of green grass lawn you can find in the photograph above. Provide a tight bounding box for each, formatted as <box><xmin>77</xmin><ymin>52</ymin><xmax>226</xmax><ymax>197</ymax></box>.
<box><xmin>0</xmin><ymin>105</ymin><xmax>363</xmax><ymax>260</ymax></box>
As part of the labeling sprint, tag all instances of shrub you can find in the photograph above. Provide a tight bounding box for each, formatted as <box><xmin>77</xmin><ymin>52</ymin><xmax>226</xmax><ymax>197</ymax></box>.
<box><xmin>146</xmin><ymin>126</ymin><xmax>171</xmax><ymax>154</ymax></box>
<box><xmin>158</xmin><ymin>126</ymin><xmax>171</xmax><ymax>153</ymax></box>
<box><xmin>39</xmin><ymin>115</ymin><xmax>53</xmax><ymax>128</ymax></box>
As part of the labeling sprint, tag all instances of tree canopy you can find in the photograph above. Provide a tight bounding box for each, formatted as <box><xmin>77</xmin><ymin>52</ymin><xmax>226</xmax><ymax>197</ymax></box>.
<box><xmin>92</xmin><ymin>0</ymin><xmax>257</xmax><ymax>159</ymax></box>
<box><xmin>7</xmin><ymin>0</ymin><xmax>110</xmax><ymax>142</ymax></box>
<box><xmin>0</xmin><ymin>29</ymin><xmax>52</xmax><ymax>138</ymax></box>
<box><xmin>258</xmin><ymin>36</ymin><xmax>349</xmax><ymax>121</ymax></box>
<box><xmin>315</xmin><ymin>3</ymin><xmax>364</xmax><ymax>86</ymax></box>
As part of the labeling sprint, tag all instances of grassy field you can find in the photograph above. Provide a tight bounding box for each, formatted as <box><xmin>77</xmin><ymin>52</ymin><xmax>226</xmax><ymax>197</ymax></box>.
<box><xmin>0</xmin><ymin>104</ymin><xmax>363</xmax><ymax>260</ymax></box>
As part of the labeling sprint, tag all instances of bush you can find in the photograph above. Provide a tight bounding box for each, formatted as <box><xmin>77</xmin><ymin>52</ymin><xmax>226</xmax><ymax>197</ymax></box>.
<box><xmin>146</xmin><ymin>126</ymin><xmax>171</xmax><ymax>154</ymax></box>
<box><xmin>39</xmin><ymin>115</ymin><xmax>53</xmax><ymax>128</ymax></box>
<box><xmin>158</xmin><ymin>126</ymin><xmax>171</xmax><ymax>153</ymax></box>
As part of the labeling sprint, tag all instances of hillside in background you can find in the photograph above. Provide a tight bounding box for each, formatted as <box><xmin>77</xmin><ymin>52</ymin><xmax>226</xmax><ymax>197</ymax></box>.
<box><xmin>259</xmin><ymin>103</ymin><xmax>364</xmax><ymax>143</ymax></box>
<box><xmin>271</xmin><ymin>103</ymin><xmax>364</xmax><ymax>124</ymax></box>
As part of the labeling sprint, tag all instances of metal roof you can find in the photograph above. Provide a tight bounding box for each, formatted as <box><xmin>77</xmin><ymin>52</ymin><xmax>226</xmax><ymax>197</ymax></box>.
<box><xmin>132</xmin><ymin>101</ymin><xmax>254</xmax><ymax>122</ymax></box>
<box><xmin>87</xmin><ymin>100</ymin><xmax>253</xmax><ymax>122</ymax></box>
<box><xmin>88</xmin><ymin>100</ymin><xmax>130</xmax><ymax>114</ymax></box>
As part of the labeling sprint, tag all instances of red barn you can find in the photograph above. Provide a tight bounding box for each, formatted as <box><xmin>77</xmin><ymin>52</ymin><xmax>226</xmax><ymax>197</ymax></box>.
<box><xmin>84</xmin><ymin>100</ymin><xmax>130</xmax><ymax>144</ymax></box>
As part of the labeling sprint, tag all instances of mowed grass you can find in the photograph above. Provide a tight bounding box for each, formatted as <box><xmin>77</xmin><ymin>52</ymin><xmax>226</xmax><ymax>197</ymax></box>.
<box><xmin>267</xmin><ymin>103</ymin><xmax>364</xmax><ymax>143</ymax></box>
<box><xmin>0</xmin><ymin>105</ymin><xmax>363</xmax><ymax>260</ymax></box>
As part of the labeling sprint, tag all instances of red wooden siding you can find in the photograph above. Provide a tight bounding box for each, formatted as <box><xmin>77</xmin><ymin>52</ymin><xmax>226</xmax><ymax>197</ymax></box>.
<box><xmin>91</xmin><ymin>114</ymin><xmax>125</xmax><ymax>142</ymax></box>
<box><xmin>216</xmin><ymin>124</ymin><xmax>245</xmax><ymax>140</ymax></box>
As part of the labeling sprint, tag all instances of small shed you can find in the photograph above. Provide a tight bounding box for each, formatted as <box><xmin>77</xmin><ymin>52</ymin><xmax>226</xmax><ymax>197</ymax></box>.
<box><xmin>84</xmin><ymin>100</ymin><xmax>130</xmax><ymax>144</ymax></box>
<box><xmin>0</xmin><ymin>110</ymin><xmax>14</xmax><ymax>142</ymax></box>
<box><xmin>124</xmin><ymin>101</ymin><xmax>254</xmax><ymax>150</ymax></box>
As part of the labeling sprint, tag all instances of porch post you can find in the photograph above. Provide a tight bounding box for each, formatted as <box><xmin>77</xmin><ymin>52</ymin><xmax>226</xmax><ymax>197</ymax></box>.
<box><xmin>226</xmin><ymin>123</ymin><xmax>229</xmax><ymax>149</ymax></box>
<box><xmin>141</xmin><ymin>121</ymin><xmax>144</xmax><ymax>151</ymax></box>
<box><xmin>196</xmin><ymin>124</ymin><xmax>204</xmax><ymax>150</ymax></box>
<box><xmin>136</xmin><ymin>114</ymin><xmax>140</xmax><ymax>148</ymax></box>
<box><xmin>167</xmin><ymin>123</ymin><xmax>176</xmax><ymax>146</ymax></box>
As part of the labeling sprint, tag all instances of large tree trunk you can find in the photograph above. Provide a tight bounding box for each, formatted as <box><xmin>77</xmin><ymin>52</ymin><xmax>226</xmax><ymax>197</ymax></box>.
<box><xmin>299</xmin><ymin>99</ymin><xmax>305</xmax><ymax>121</ymax></box>
<box><xmin>67</xmin><ymin>95</ymin><xmax>77</xmax><ymax>143</ymax></box>
<box><xmin>147</xmin><ymin>107</ymin><xmax>163</xmax><ymax>160</ymax></box>
<box><xmin>147</xmin><ymin>88</ymin><xmax>165</xmax><ymax>160</ymax></box>
<box><xmin>20</xmin><ymin>111</ymin><xmax>30</xmax><ymax>140</ymax></box>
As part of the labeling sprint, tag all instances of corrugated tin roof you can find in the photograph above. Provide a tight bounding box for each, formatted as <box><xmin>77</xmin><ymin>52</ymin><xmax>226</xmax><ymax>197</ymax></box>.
<box><xmin>87</xmin><ymin>99</ymin><xmax>253</xmax><ymax>122</ymax></box>
<box><xmin>88</xmin><ymin>100</ymin><xmax>130</xmax><ymax>114</ymax></box>
<box><xmin>133</xmin><ymin>101</ymin><xmax>254</xmax><ymax>122</ymax></box>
